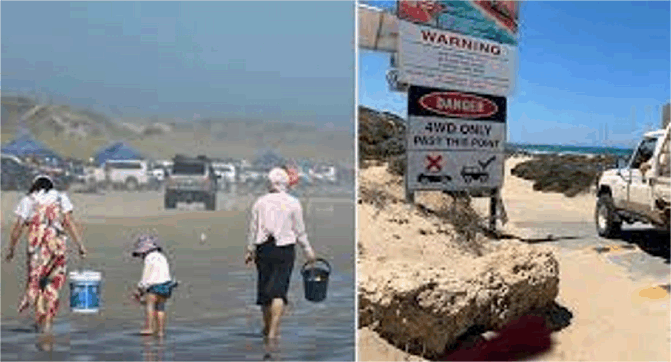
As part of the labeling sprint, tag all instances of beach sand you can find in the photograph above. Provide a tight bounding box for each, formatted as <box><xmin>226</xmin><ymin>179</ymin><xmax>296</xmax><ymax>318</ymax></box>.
<box><xmin>473</xmin><ymin>156</ymin><xmax>596</xmax><ymax>238</ymax></box>
<box><xmin>2</xmin><ymin>189</ymin><xmax>355</xmax><ymax>361</ymax></box>
<box><xmin>358</xmin><ymin>156</ymin><xmax>670</xmax><ymax>361</ymax></box>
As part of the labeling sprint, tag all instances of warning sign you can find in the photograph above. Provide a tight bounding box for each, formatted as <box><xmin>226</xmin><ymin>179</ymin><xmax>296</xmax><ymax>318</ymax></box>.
<box><xmin>406</xmin><ymin>85</ymin><xmax>506</xmax><ymax>192</ymax></box>
<box><xmin>398</xmin><ymin>20</ymin><xmax>517</xmax><ymax>97</ymax></box>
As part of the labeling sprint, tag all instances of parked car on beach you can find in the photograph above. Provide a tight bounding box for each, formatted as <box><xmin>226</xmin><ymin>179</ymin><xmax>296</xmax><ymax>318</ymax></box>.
<box><xmin>1</xmin><ymin>154</ymin><xmax>35</xmax><ymax>191</ymax></box>
<box><xmin>86</xmin><ymin>159</ymin><xmax>155</xmax><ymax>191</ymax></box>
<box><xmin>213</xmin><ymin>162</ymin><xmax>236</xmax><ymax>191</ymax></box>
<box><xmin>240</xmin><ymin>167</ymin><xmax>265</xmax><ymax>186</ymax></box>
<box><xmin>310</xmin><ymin>164</ymin><xmax>338</xmax><ymax>184</ymax></box>
<box><xmin>107</xmin><ymin>159</ymin><xmax>155</xmax><ymax>191</ymax></box>
<box><xmin>165</xmin><ymin>155</ymin><xmax>217</xmax><ymax>210</ymax></box>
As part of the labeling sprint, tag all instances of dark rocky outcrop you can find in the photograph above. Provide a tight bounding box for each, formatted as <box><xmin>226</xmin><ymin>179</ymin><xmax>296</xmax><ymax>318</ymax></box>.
<box><xmin>511</xmin><ymin>154</ymin><xmax>620</xmax><ymax>197</ymax></box>
<box><xmin>358</xmin><ymin>106</ymin><xmax>406</xmax><ymax>164</ymax></box>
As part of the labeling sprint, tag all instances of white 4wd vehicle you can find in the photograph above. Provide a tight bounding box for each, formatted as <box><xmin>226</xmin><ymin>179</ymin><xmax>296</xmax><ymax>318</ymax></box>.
<box><xmin>596</xmin><ymin>125</ymin><xmax>670</xmax><ymax>237</ymax></box>
<box><xmin>310</xmin><ymin>165</ymin><xmax>338</xmax><ymax>184</ymax></box>
<box><xmin>212</xmin><ymin>162</ymin><xmax>236</xmax><ymax>187</ymax></box>
<box><xmin>102</xmin><ymin>160</ymin><xmax>153</xmax><ymax>191</ymax></box>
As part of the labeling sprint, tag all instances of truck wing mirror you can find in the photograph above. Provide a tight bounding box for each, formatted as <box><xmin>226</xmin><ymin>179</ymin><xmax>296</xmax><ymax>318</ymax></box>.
<box><xmin>616</xmin><ymin>157</ymin><xmax>628</xmax><ymax>169</ymax></box>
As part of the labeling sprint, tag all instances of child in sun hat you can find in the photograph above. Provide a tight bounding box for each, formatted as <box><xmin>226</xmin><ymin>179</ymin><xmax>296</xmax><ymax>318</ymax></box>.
<box><xmin>131</xmin><ymin>234</ymin><xmax>178</xmax><ymax>337</ymax></box>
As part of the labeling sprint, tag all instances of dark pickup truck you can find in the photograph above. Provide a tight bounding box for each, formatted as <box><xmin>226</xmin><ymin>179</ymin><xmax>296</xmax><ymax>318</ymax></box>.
<box><xmin>165</xmin><ymin>155</ymin><xmax>217</xmax><ymax>210</ymax></box>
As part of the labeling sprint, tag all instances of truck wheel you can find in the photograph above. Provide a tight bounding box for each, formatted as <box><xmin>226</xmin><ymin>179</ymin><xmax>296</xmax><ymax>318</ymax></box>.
<box><xmin>125</xmin><ymin>178</ymin><xmax>139</xmax><ymax>191</ymax></box>
<box><xmin>596</xmin><ymin>193</ymin><xmax>622</xmax><ymax>238</ymax></box>
<box><xmin>164</xmin><ymin>193</ymin><xmax>176</xmax><ymax>209</ymax></box>
<box><xmin>205</xmin><ymin>194</ymin><xmax>216</xmax><ymax>211</ymax></box>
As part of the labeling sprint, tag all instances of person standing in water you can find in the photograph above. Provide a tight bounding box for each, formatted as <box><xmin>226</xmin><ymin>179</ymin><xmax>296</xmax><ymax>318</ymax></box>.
<box><xmin>5</xmin><ymin>175</ymin><xmax>87</xmax><ymax>349</ymax></box>
<box><xmin>131</xmin><ymin>234</ymin><xmax>178</xmax><ymax>337</ymax></box>
<box><xmin>245</xmin><ymin>167</ymin><xmax>316</xmax><ymax>346</ymax></box>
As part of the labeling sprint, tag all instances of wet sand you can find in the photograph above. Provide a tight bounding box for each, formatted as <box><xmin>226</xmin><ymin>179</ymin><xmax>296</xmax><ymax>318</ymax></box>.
<box><xmin>2</xmin><ymin>190</ymin><xmax>355</xmax><ymax>361</ymax></box>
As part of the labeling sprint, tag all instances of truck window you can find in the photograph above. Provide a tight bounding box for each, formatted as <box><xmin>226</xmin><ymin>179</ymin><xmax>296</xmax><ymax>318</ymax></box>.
<box><xmin>631</xmin><ymin>137</ymin><xmax>658</xmax><ymax>169</ymax></box>
<box><xmin>109</xmin><ymin>162</ymin><xmax>142</xmax><ymax>170</ymax></box>
<box><xmin>658</xmin><ymin>135</ymin><xmax>670</xmax><ymax>177</ymax></box>
<box><xmin>173</xmin><ymin>163</ymin><xmax>206</xmax><ymax>175</ymax></box>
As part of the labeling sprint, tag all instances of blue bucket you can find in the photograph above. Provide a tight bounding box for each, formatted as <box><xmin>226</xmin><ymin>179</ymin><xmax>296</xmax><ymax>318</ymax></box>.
<box><xmin>301</xmin><ymin>258</ymin><xmax>331</xmax><ymax>303</ymax></box>
<box><xmin>69</xmin><ymin>270</ymin><xmax>101</xmax><ymax>314</ymax></box>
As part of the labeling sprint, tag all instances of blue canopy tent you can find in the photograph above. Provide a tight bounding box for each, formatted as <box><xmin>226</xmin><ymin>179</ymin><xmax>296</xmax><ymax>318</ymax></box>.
<box><xmin>1</xmin><ymin>134</ymin><xmax>62</xmax><ymax>161</ymax></box>
<box><xmin>94</xmin><ymin>142</ymin><xmax>144</xmax><ymax>165</ymax></box>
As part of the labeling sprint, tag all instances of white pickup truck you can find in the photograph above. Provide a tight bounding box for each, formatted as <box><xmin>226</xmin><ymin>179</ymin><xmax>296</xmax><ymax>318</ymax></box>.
<box><xmin>595</xmin><ymin>124</ymin><xmax>670</xmax><ymax>237</ymax></box>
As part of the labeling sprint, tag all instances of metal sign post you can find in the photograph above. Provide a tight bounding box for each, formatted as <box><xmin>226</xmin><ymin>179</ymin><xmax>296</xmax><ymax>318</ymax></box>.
<box><xmin>405</xmin><ymin>139</ymin><xmax>415</xmax><ymax>204</ymax></box>
<box><xmin>490</xmin><ymin>188</ymin><xmax>497</xmax><ymax>233</ymax></box>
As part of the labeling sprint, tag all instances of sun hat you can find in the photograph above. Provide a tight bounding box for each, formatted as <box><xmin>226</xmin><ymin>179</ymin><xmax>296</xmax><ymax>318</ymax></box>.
<box><xmin>132</xmin><ymin>234</ymin><xmax>161</xmax><ymax>257</ymax></box>
<box><xmin>31</xmin><ymin>173</ymin><xmax>54</xmax><ymax>185</ymax></box>
<box><xmin>32</xmin><ymin>174</ymin><xmax>54</xmax><ymax>185</ymax></box>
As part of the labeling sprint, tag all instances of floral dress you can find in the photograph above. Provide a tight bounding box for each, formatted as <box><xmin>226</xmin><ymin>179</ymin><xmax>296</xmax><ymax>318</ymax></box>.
<box><xmin>16</xmin><ymin>192</ymin><xmax>70</xmax><ymax>323</ymax></box>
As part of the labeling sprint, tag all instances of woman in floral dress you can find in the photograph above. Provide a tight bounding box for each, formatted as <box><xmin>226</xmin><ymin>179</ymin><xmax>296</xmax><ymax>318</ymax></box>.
<box><xmin>5</xmin><ymin>175</ymin><xmax>87</xmax><ymax>336</ymax></box>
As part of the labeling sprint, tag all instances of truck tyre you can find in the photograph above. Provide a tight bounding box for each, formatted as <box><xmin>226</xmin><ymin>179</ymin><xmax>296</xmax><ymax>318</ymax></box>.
<box><xmin>205</xmin><ymin>193</ymin><xmax>216</xmax><ymax>211</ymax></box>
<box><xmin>596</xmin><ymin>193</ymin><xmax>622</xmax><ymax>238</ymax></box>
<box><xmin>125</xmin><ymin>177</ymin><xmax>139</xmax><ymax>191</ymax></box>
<box><xmin>164</xmin><ymin>193</ymin><xmax>176</xmax><ymax>209</ymax></box>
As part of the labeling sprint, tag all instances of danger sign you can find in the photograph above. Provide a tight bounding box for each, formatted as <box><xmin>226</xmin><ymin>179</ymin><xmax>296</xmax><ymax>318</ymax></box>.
<box><xmin>406</xmin><ymin>85</ymin><xmax>506</xmax><ymax>192</ymax></box>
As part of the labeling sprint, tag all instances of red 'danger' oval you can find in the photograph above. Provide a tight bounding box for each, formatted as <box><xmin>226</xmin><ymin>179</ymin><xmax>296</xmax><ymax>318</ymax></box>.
<box><xmin>418</xmin><ymin>92</ymin><xmax>498</xmax><ymax>118</ymax></box>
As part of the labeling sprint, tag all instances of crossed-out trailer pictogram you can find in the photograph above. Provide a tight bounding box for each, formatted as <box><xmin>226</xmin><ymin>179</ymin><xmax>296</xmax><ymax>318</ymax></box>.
<box><xmin>426</xmin><ymin>155</ymin><xmax>442</xmax><ymax>172</ymax></box>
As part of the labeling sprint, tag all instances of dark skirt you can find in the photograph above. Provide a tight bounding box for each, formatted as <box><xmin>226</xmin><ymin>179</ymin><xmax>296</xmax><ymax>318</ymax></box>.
<box><xmin>255</xmin><ymin>236</ymin><xmax>295</xmax><ymax>306</ymax></box>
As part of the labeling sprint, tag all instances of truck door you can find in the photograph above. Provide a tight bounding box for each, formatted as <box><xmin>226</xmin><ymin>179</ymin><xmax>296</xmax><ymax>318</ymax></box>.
<box><xmin>651</xmin><ymin>127</ymin><xmax>670</xmax><ymax>212</ymax></box>
<box><xmin>627</xmin><ymin>137</ymin><xmax>659</xmax><ymax>214</ymax></box>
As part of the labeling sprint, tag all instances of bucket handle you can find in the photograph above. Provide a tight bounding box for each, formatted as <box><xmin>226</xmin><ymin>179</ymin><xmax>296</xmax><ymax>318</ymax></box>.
<box><xmin>301</xmin><ymin>258</ymin><xmax>331</xmax><ymax>275</ymax></box>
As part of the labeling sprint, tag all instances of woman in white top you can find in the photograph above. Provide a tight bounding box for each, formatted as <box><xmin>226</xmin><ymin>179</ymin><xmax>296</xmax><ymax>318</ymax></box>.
<box><xmin>131</xmin><ymin>234</ymin><xmax>177</xmax><ymax>337</ymax></box>
<box><xmin>245</xmin><ymin>167</ymin><xmax>316</xmax><ymax>345</ymax></box>
<box><xmin>5</xmin><ymin>175</ymin><xmax>86</xmax><ymax>339</ymax></box>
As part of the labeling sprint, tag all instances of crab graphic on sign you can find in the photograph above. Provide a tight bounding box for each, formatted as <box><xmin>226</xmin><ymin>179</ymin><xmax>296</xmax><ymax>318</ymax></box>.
<box><xmin>425</xmin><ymin>154</ymin><xmax>442</xmax><ymax>172</ymax></box>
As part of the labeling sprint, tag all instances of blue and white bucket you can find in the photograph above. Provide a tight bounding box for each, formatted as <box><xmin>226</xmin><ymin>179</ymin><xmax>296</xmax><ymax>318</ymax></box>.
<box><xmin>69</xmin><ymin>270</ymin><xmax>101</xmax><ymax>314</ymax></box>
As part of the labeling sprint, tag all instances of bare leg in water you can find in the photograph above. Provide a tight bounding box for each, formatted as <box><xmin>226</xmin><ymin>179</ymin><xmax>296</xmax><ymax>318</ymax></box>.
<box><xmin>156</xmin><ymin>295</ymin><xmax>167</xmax><ymax>337</ymax></box>
<box><xmin>141</xmin><ymin>294</ymin><xmax>156</xmax><ymax>335</ymax></box>
<box><xmin>36</xmin><ymin>296</ymin><xmax>54</xmax><ymax>351</ymax></box>
<box><xmin>265</xmin><ymin>298</ymin><xmax>284</xmax><ymax>350</ymax></box>
<box><xmin>261</xmin><ymin>305</ymin><xmax>272</xmax><ymax>337</ymax></box>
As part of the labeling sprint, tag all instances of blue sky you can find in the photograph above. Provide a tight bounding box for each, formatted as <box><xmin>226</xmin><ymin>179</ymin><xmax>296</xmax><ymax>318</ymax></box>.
<box><xmin>2</xmin><ymin>1</ymin><xmax>354</xmax><ymax>130</ymax></box>
<box><xmin>359</xmin><ymin>1</ymin><xmax>670</xmax><ymax>147</ymax></box>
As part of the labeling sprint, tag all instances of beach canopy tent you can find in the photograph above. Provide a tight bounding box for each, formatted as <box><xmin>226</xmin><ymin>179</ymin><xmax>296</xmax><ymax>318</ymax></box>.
<box><xmin>1</xmin><ymin>134</ymin><xmax>62</xmax><ymax>161</ymax></box>
<box><xmin>94</xmin><ymin>141</ymin><xmax>143</xmax><ymax>165</ymax></box>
